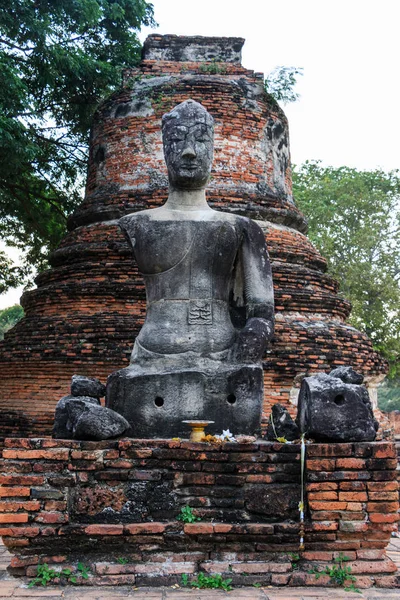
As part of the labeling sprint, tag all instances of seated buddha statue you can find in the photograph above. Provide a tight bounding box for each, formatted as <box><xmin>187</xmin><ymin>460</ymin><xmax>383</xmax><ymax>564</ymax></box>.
<box><xmin>106</xmin><ymin>99</ymin><xmax>274</xmax><ymax>437</ymax></box>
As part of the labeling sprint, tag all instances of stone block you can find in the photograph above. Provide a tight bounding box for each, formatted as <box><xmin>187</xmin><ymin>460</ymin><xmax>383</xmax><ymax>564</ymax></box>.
<box><xmin>297</xmin><ymin>373</ymin><xmax>378</xmax><ymax>442</ymax></box>
<box><xmin>106</xmin><ymin>363</ymin><xmax>264</xmax><ymax>438</ymax></box>
<box><xmin>71</xmin><ymin>375</ymin><xmax>106</xmax><ymax>399</ymax></box>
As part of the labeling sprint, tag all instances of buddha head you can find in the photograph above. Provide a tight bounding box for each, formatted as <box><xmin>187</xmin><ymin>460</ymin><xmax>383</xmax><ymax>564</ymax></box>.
<box><xmin>162</xmin><ymin>100</ymin><xmax>214</xmax><ymax>190</ymax></box>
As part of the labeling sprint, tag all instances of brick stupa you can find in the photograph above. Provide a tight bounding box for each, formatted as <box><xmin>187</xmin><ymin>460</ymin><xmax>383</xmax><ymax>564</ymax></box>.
<box><xmin>0</xmin><ymin>35</ymin><xmax>386</xmax><ymax>437</ymax></box>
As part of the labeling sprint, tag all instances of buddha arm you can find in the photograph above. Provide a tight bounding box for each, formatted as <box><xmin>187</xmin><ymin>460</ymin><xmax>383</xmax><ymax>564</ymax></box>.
<box><xmin>234</xmin><ymin>219</ymin><xmax>275</xmax><ymax>361</ymax></box>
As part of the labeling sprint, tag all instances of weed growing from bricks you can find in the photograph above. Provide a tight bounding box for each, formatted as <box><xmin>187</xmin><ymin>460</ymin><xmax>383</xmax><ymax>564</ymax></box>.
<box><xmin>176</xmin><ymin>505</ymin><xmax>201</xmax><ymax>523</ymax></box>
<box><xmin>309</xmin><ymin>553</ymin><xmax>360</xmax><ymax>593</ymax></box>
<box><xmin>181</xmin><ymin>572</ymin><xmax>233</xmax><ymax>590</ymax></box>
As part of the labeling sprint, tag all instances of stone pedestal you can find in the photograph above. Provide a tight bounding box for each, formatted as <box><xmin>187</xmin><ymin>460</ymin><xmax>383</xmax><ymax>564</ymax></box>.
<box><xmin>106</xmin><ymin>363</ymin><xmax>263</xmax><ymax>438</ymax></box>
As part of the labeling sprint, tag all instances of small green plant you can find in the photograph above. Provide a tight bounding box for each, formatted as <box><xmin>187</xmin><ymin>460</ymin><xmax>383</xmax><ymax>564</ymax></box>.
<box><xmin>28</xmin><ymin>563</ymin><xmax>57</xmax><ymax>587</ymax></box>
<box><xmin>181</xmin><ymin>573</ymin><xmax>190</xmax><ymax>586</ymax></box>
<box><xmin>309</xmin><ymin>554</ymin><xmax>360</xmax><ymax>593</ymax></box>
<box><xmin>199</xmin><ymin>60</ymin><xmax>227</xmax><ymax>75</ymax></box>
<box><xmin>117</xmin><ymin>557</ymin><xmax>129</xmax><ymax>565</ymax></box>
<box><xmin>28</xmin><ymin>561</ymin><xmax>92</xmax><ymax>587</ymax></box>
<box><xmin>61</xmin><ymin>567</ymin><xmax>77</xmax><ymax>583</ymax></box>
<box><xmin>288</xmin><ymin>552</ymin><xmax>300</xmax><ymax>570</ymax></box>
<box><xmin>125</xmin><ymin>74</ymin><xmax>142</xmax><ymax>88</ymax></box>
<box><xmin>190</xmin><ymin>572</ymin><xmax>233</xmax><ymax>590</ymax></box>
<box><xmin>176</xmin><ymin>505</ymin><xmax>201</xmax><ymax>523</ymax></box>
<box><xmin>77</xmin><ymin>562</ymin><xmax>91</xmax><ymax>580</ymax></box>
<box><xmin>151</xmin><ymin>92</ymin><xmax>164</xmax><ymax>109</ymax></box>
<box><xmin>253</xmin><ymin>582</ymin><xmax>262</xmax><ymax>588</ymax></box>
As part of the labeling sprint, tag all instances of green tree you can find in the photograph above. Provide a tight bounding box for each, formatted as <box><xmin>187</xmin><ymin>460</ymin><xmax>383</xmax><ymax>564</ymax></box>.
<box><xmin>0</xmin><ymin>303</ymin><xmax>24</xmax><ymax>340</ymax></box>
<box><xmin>265</xmin><ymin>66</ymin><xmax>303</xmax><ymax>105</ymax></box>
<box><xmin>0</xmin><ymin>0</ymin><xmax>155</xmax><ymax>291</ymax></box>
<box><xmin>293</xmin><ymin>161</ymin><xmax>400</xmax><ymax>386</ymax></box>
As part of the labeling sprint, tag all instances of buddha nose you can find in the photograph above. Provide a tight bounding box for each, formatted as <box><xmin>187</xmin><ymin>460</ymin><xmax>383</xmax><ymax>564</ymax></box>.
<box><xmin>181</xmin><ymin>144</ymin><xmax>196</xmax><ymax>159</ymax></box>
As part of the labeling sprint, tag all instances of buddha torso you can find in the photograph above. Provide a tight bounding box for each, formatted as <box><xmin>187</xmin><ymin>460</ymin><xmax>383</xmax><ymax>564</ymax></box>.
<box><xmin>120</xmin><ymin>207</ymin><xmax>247</xmax><ymax>355</ymax></box>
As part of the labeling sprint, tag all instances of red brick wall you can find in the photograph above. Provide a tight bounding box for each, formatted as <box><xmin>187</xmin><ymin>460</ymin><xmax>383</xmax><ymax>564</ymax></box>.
<box><xmin>0</xmin><ymin>438</ymin><xmax>398</xmax><ymax>587</ymax></box>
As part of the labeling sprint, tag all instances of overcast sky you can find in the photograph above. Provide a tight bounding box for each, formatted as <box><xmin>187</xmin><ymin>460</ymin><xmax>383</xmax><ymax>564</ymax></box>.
<box><xmin>141</xmin><ymin>0</ymin><xmax>400</xmax><ymax>171</ymax></box>
<box><xmin>1</xmin><ymin>0</ymin><xmax>399</xmax><ymax>309</ymax></box>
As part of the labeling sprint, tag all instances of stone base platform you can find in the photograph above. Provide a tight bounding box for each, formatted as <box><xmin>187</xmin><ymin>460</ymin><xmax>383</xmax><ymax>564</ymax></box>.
<box><xmin>0</xmin><ymin>438</ymin><xmax>399</xmax><ymax>588</ymax></box>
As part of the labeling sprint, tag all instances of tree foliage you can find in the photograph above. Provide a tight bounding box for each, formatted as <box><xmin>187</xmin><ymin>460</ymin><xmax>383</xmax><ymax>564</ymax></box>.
<box><xmin>0</xmin><ymin>303</ymin><xmax>24</xmax><ymax>340</ymax></box>
<box><xmin>0</xmin><ymin>0</ymin><xmax>155</xmax><ymax>291</ymax></box>
<box><xmin>265</xmin><ymin>66</ymin><xmax>303</xmax><ymax>105</ymax></box>
<box><xmin>293</xmin><ymin>161</ymin><xmax>400</xmax><ymax>385</ymax></box>
<box><xmin>377</xmin><ymin>377</ymin><xmax>400</xmax><ymax>412</ymax></box>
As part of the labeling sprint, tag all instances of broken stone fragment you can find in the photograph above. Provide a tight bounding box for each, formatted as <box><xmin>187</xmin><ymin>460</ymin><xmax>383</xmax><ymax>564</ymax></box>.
<box><xmin>71</xmin><ymin>375</ymin><xmax>106</xmax><ymax>399</ymax></box>
<box><xmin>265</xmin><ymin>403</ymin><xmax>300</xmax><ymax>441</ymax></box>
<box><xmin>296</xmin><ymin>373</ymin><xmax>378</xmax><ymax>442</ymax></box>
<box><xmin>52</xmin><ymin>395</ymin><xmax>100</xmax><ymax>439</ymax></box>
<box><xmin>71</xmin><ymin>402</ymin><xmax>130</xmax><ymax>441</ymax></box>
<box><xmin>329</xmin><ymin>366</ymin><xmax>364</xmax><ymax>385</ymax></box>
<box><xmin>53</xmin><ymin>396</ymin><xmax>129</xmax><ymax>440</ymax></box>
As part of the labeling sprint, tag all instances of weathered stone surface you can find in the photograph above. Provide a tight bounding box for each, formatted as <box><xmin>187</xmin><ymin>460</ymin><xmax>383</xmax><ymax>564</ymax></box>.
<box><xmin>71</xmin><ymin>375</ymin><xmax>106</xmax><ymax>399</ymax></box>
<box><xmin>244</xmin><ymin>484</ymin><xmax>300</xmax><ymax>520</ymax></box>
<box><xmin>142</xmin><ymin>34</ymin><xmax>245</xmax><ymax>64</ymax></box>
<box><xmin>107</xmin><ymin>364</ymin><xmax>264</xmax><ymax>438</ymax></box>
<box><xmin>53</xmin><ymin>395</ymin><xmax>99</xmax><ymax>439</ymax></box>
<box><xmin>297</xmin><ymin>373</ymin><xmax>378</xmax><ymax>442</ymax></box>
<box><xmin>265</xmin><ymin>403</ymin><xmax>300</xmax><ymax>441</ymax></box>
<box><xmin>53</xmin><ymin>396</ymin><xmax>129</xmax><ymax>441</ymax></box>
<box><xmin>71</xmin><ymin>403</ymin><xmax>130</xmax><ymax>441</ymax></box>
<box><xmin>329</xmin><ymin>366</ymin><xmax>364</xmax><ymax>385</ymax></box>
<box><xmin>106</xmin><ymin>99</ymin><xmax>274</xmax><ymax>437</ymax></box>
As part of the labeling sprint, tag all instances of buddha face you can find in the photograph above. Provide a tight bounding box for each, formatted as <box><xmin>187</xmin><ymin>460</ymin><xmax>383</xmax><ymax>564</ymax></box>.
<box><xmin>162</xmin><ymin>100</ymin><xmax>214</xmax><ymax>190</ymax></box>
